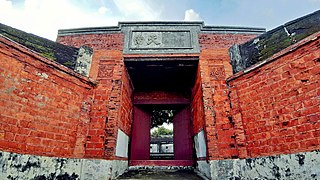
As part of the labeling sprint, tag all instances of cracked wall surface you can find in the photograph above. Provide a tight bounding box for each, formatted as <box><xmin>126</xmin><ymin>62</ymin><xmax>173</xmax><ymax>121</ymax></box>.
<box><xmin>0</xmin><ymin>150</ymin><xmax>127</xmax><ymax>180</ymax></box>
<box><xmin>209</xmin><ymin>150</ymin><xmax>320</xmax><ymax>179</ymax></box>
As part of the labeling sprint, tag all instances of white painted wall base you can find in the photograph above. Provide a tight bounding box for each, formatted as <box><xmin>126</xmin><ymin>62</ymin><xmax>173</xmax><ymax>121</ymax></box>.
<box><xmin>0</xmin><ymin>151</ymin><xmax>128</xmax><ymax>180</ymax></box>
<box><xmin>196</xmin><ymin>150</ymin><xmax>320</xmax><ymax>179</ymax></box>
<box><xmin>196</xmin><ymin>160</ymin><xmax>211</xmax><ymax>179</ymax></box>
<box><xmin>2</xmin><ymin>150</ymin><xmax>319</xmax><ymax>179</ymax></box>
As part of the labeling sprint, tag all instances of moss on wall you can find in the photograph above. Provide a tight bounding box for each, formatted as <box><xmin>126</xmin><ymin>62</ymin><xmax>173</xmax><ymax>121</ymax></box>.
<box><xmin>231</xmin><ymin>10</ymin><xmax>320</xmax><ymax>73</ymax></box>
<box><xmin>0</xmin><ymin>23</ymin><xmax>78</xmax><ymax>69</ymax></box>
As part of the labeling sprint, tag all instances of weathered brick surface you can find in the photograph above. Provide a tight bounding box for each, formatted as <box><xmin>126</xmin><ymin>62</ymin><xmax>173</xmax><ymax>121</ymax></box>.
<box><xmin>57</xmin><ymin>34</ymin><xmax>124</xmax><ymax>50</ymax></box>
<box><xmin>228</xmin><ymin>32</ymin><xmax>320</xmax><ymax>158</ymax></box>
<box><xmin>199</xmin><ymin>49</ymin><xmax>237</xmax><ymax>159</ymax></box>
<box><xmin>199</xmin><ymin>34</ymin><xmax>257</xmax><ymax>50</ymax></box>
<box><xmin>4</xmin><ymin>23</ymin><xmax>317</xmax><ymax>166</ymax></box>
<box><xmin>230</xmin><ymin>10</ymin><xmax>320</xmax><ymax>73</ymax></box>
<box><xmin>84</xmin><ymin>51</ymin><xmax>133</xmax><ymax>160</ymax></box>
<box><xmin>118</xmin><ymin>68</ymin><xmax>133</xmax><ymax>136</ymax></box>
<box><xmin>0</xmin><ymin>36</ymin><xmax>94</xmax><ymax>158</ymax></box>
<box><xmin>59</xmin><ymin>33</ymin><xmax>131</xmax><ymax>159</ymax></box>
<box><xmin>0</xmin><ymin>23</ymin><xmax>79</xmax><ymax>69</ymax></box>
<box><xmin>198</xmin><ymin>34</ymin><xmax>259</xmax><ymax>160</ymax></box>
<box><xmin>85</xmin><ymin>50</ymin><xmax>131</xmax><ymax>159</ymax></box>
<box><xmin>191</xmin><ymin>66</ymin><xmax>205</xmax><ymax>134</ymax></box>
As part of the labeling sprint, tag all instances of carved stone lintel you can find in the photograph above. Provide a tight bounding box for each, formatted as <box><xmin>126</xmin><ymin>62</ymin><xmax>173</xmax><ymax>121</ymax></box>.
<box><xmin>130</xmin><ymin>31</ymin><xmax>192</xmax><ymax>49</ymax></box>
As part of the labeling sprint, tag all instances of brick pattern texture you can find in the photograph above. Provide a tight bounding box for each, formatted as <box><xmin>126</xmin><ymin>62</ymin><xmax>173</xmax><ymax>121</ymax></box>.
<box><xmin>57</xmin><ymin>34</ymin><xmax>124</xmax><ymax>50</ymax></box>
<box><xmin>198</xmin><ymin>34</ymin><xmax>258</xmax><ymax>160</ymax></box>
<box><xmin>85</xmin><ymin>50</ymin><xmax>133</xmax><ymax>159</ymax></box>
<box><xmin>1</xmin><ymin>28</ymin><xmax>318</xmax><ymax>163</ymax></box>
<box><xmin>0</xmin><ymin>37</ymin><xmax>93</xmax><ymax>158</ymax></box>
<box><xmin>191</xmin><ymin>66</ymin><xmax>205</xmax><ymax>134</ymax></box>
<box><xmin>228</xmin><ymin>33</ymin><xmax>320</xmax><ymax>158</ymax></box>
<box><xmin>58</xmin><ymin>33</ymin><xmax>133</xmax><ymax>159</ymax></box>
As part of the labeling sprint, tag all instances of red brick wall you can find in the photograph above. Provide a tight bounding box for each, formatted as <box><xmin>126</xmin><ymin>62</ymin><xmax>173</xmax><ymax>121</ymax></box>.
<box><xmin>199</xmin><ymin>34</ymin><xmax>257</xmax><ymax>50</ymax></box>
<box><xmin>191</xmin><ymin>66</ymin><xmax>205</xmax><ymax>134</ymax></box>
<box><xmin>228</xmin><ymin>33</ymin><xmax>320</xmax><ymax>158</ymax></box>
<box><xmin>57</xmin><ymin>34</ymin><xmax>124</xmax><ymax>50</ymax></box>
<box><xmin>118</xmin><ymin>68</ymin><xmax>133</xmax><ymax>136</ymax></box>
<box><xmin>0</xmin><ymin>37</ymin><xmax>93</xmax><ymax>158</ymax></box>
<box><xmin>58</xmin><ymin>33</ymin><xmax>131</xmax><ymax>159</ymax></box>
<box><xmin>198</xmin><ymin>34</ymin><xmax>258</xmax><ymax>160</ymax></box>
<box><xmin>85</xmin><ymin>50</ymin><xmax>131</xmax><ymax>159</ymax></box>
<box><xmin>199</xmin><ymin>49</ymin><xmax>238</xmax><ymax>159</ymax></box>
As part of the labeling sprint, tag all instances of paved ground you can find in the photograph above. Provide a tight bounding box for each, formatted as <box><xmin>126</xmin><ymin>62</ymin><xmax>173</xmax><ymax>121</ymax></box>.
<box><xmin>117</xmin><ymin>169</ymin><xmax>204</xmax><ymax>179</ymax></box>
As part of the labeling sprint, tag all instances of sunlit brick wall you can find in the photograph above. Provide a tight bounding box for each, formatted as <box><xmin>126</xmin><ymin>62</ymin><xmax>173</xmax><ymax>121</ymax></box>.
<box><xmin>228</xmin><ymin>32</ymin><xmax>320</xmax><ymax>158</ymax></box>
<box><xmin>198</xmin><ymin>33</ymin><xmax>258</xmax><ymax>160</ymax></box>
<box><xmin>0</xmin><ymin>36</ymin><xmax>93</xmax><ymax>158</ymax></box>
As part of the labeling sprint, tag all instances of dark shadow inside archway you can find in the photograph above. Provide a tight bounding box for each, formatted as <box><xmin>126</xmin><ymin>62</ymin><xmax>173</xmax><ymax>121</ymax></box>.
<box><xmin>124</xmin><ymin>58</ymin><xmax>198</xmax><ymax>91</ymax></box>
<box><xmin>125</xmin><ymin>57</ymin><xmax>198</xmax><ymax>166</ymax></box>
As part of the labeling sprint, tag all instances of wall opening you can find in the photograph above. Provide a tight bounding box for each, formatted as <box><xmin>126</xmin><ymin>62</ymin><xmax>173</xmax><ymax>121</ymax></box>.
<box><xmin>125</xmin><ymin>57</ymin><xmax>199</xmax><ymax>166</ymax></box>
<box><xmin>150</xmin><ymin>109</ymin><xmax>175</xmax><ymax>160</ymax></box>
<box><xmin>130</xmin><ymin>104</ymin><xmax>194</xmax><ymax>166</ymax></box>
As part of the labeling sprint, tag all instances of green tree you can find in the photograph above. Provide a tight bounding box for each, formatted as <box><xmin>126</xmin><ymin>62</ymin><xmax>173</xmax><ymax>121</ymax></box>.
<box><xmin>151</xmin><ymin>126</ymin><xmax>173</xmax><ymax>137</ymax></box>
<box><xmin>151</xmin><ymin>109</ymin><xmax>175</xmax><ymax>128</ymax></box>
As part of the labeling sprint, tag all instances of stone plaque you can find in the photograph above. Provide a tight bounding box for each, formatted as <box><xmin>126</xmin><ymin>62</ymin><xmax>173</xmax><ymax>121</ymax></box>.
<box><xmin>130</xmin><ymin>31</ymin><xmax>192</xmax><ymax>49</ymax></box>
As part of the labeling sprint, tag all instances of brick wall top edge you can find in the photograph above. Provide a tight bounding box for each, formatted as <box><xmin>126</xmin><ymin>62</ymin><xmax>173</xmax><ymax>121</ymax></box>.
<box><xmin>198</xmin><ymin>31</ymin><xmax>264</xmax><ymax>35</ymax></box>
<box><xmin>230</xmin><ymin>10</ymin><xmax>320</xmax><ymax>73</ymax></box>
<box><xmin>57</xmin><ymin>22</ymin><xmax>265</xmax><ymax>37</ymax></box>
<box><xmin>0</xmin><ymin>23</ymin><xmax>79</xmax><ymax>69</ymax></box>
<box><xmin>0</xmin><ymin>35</ymin><xmax>95</xmax><ymax>88</ymax></box>
<box><xmin>227</xmin><ymin>31</ymin><xmax>320</xmax><ymax>82</ymax></box>
<box><xmin>57</xmin><ymin>31</ymin><xmax>122</xmax><ymax>37</ymax></box>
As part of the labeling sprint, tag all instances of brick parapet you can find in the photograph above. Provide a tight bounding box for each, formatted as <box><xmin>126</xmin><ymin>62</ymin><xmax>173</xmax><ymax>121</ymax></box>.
<box><xmin>0</xmin><ymin>35</ymin><xmax>94</xmax><ymax>87</ymax></box>
<box><xmin>0</xmin><ymin>35</ymin><xmax>94</xmax><ymax>158</ymax></box>
<box><xmin>227</xmin><ymin>32</ymin><xmax>320</xmax><ymax>157</ymax></box>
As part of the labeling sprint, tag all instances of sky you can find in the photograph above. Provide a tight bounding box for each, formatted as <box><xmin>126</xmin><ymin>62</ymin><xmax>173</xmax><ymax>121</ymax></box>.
<box><xmin>0</xmin><ymin>0</ymin><xmax>319</xmax><ymax>41</ymax></box>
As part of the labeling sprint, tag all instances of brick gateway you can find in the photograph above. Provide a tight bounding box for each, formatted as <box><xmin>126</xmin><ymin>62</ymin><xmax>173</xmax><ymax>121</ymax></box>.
<box><xmin>0</xmin><ymin>10</ymin><xmax>319</xmax><ymax>179</ymax></box>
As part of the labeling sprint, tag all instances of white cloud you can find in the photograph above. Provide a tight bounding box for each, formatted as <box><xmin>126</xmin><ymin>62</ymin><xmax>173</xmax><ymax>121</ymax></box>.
<box><xmin>184</xmin><ymin>9</ymin><xmax>202</xmax><ymax>21</ymax></box>
<box><xmin>0</xmin><ymin>0</ymin><xmax>12</xmax><ymax>11</ymax></box>
<box><xmin>1</xmin><ymin>0</ymin><xmax>317</xmax><ymax>41</ymax></box>
<box><xmin>98</xmin><ymin>6</ymin><xmax>110</xmax><ymax>15</ymax></box>
<box><xmin>0</xmin><ymin>0</ymin><xmax>119</xmax><ymax>40</ymax></box>
<box><xmin>113</xmin><ymin>0</ymin><xmax>161</xmax><ymax>21</ymax></box>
